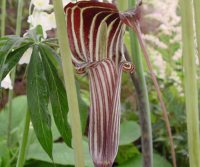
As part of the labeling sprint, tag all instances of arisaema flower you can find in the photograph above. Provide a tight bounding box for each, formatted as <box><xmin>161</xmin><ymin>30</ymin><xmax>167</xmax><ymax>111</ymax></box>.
<box><xmin>65</xmin><ymin>1</ymin><xmax>140</xmax><ymax>166</ymax></box>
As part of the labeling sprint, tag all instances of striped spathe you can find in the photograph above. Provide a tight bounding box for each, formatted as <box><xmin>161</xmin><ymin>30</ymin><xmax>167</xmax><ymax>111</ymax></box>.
<box><xmin>65</xmin><ymin>1</ymin><xmax>138</xmax><ymax>166</ymax></box>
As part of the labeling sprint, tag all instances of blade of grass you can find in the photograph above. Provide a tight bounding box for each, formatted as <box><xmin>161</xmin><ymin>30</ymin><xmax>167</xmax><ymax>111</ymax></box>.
<box><xmin>128</xmin><ymin>2</ymin><xmax>153</xmax><ymax>167</ymax></box>
<box><xmin>52</xmin><ymin>1</ymin><xmax>84</xmax><ymax>167</ymax></box>
<box><xmin>180</xmin><ymin>0</ymin><xmax>200</xmax><ymax>166</ymax></box>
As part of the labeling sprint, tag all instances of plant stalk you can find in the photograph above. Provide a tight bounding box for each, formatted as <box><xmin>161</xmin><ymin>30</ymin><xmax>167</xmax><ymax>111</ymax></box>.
<box><xmin>134</xmin><ymin>24</ymin><xmax>177</xmax><ymax>167</ymax></box>
<box><xmin>180</xmin><ymin>0</ymin><xmax>200</xmax><ymax>167</ymax></box>
<box><xmin>125</xmin><ymin>48</ymin><xmax>152</xmax><ymax>167</ymax></box>
<box><xmin>128</xmin><ymin>2</ymin><xmax>153</xmax><ymax>167</ymax></box>
<box><xmin>52</xmin><ymin>1</ymin><xmax>85</xmax><ymax>167</ymax></box>
<box><xmin>1</xmin><ymin>0</ymin><xmax>6</xmax><ymax>36</ymax></box>
<box><xmin>7</xmin><ymin>0</ymin><xmax>24</xmax><ymax>147</ymax></box>
<box><xmin>7</xmin><ymin>70</ymin><xmax>15</xmax><ymax>147</ymax></box>
<box><xmin>16</xmin><ymin>110</ymin><xmax>30</xmax><ymax>167</ymax></box>
<box><xmin>16</xmin><ymin>0</ymin><xmax>24</xmax><ymax>36</ymax></box>
<box><xmin>193</xmin><ymin>0</ymin><xmax>200</xmax><ymax>61</ymax></box>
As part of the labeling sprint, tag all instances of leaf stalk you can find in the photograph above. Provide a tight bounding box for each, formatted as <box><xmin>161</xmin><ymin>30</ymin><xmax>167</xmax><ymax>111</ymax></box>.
<box><xmin>128</xmin><ymin>2</ymin><xmax>153</xmax><ymax>167</ymax></box>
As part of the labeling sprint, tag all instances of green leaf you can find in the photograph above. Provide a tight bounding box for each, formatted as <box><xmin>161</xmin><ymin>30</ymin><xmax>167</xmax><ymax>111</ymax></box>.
<box><xmin>116</xmin><ymin>145</ymin><xmax>140</xmax><ymax>165</ymax></box>
<box><xmin>119</xmin><ymin>121</ymin><xmax>141</xmax><ymax>145</ymax></box>
<box><xmin>2</xmin><ymin>44</ymin><xmax>31</xmax><ymax>79</ymax></box>
<box><xmin>0</xmin><ymin>36</ymin><xmax>24</xmax><ymax>81</ymax></box>
<box><xmin>39</xmin><ymin>44</ymin><xmax>72</xmax><ymax>147</ymax></box>
<box><xmin>27</xmin><ymin>45</ymin><xmax>53</xmax><ymax>159</ymax></box>
<box><xmin>0</xmin><ymin>96</ymin><xmax>27</xmax><ymax>140</ymax></box>
<box><xmin>26</xmin><ymin>25</ymin><xmax>44</xmax><ymax>42</ymax></box>
<box><xmin>119</xmin><ymin>153</ymin><xmax>172</xmax><ymax>167</ymax></box>
<box><xmin>26</xmin><ymin>140</ymin><xmax>93</xmax><ymax>167</ymax></box>
<box><xmin>76</xmin><ymin>81</ymin><xmax>88</xmax><ymax>134</ymax></box>
<box><xmin>39</xmin><ymin>43</ymin><xmax>62</xmax><ymax>72</ymax></box>
<box><xmin>0</xmin><ymin>140</ymin><xmax>10</xmax><ymax>167</ymax></box>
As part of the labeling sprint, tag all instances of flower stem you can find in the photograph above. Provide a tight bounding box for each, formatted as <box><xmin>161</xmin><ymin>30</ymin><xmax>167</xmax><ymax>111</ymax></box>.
<box><xmin>1</xmin><ymin>0</ymin><xmax>6</xmax><ymax>36</ymax></box>
<box><xmin>135</xmin><ymin>25</ymin><xmax>177</xmax><ymax>167</ymax></box>
<box><xmin>16</xmin><ymin>110</ymin><xmax>30</xmax><ymax>167</ymax></box>
<box><xmin>193</xmin><ymin>0</ymin><xmax>200</xmax><ymax>61</ymax></box>
<box><xmin>52</xmin><ymin>1</ymin><xmax>85</xmax><ymax>167</ymax></box>
<box><xmin>128</xmin><ymin>1</ymin><xmax>153</xmax><ymax>167</ymax></box>
<box><xmin>180</xmin><ymin>1</ymin><xmax>200</xmax><ymax>167</ymax></box>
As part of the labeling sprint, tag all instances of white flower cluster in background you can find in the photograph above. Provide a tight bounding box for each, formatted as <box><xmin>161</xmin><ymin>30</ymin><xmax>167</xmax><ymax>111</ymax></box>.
<box><xmin>142</xmin><ymin>0</ymin><xmax>185</xmax><ymax>95</ymax></box>
<box><xmin>143</xmin><ymin>34</ymin><xmax>168</xmax><ymax>49</ymax></box>
<box><xmin>144</xmin><ymin>0</ymin><xmax>181</xmax><ymax>42</ymax></box>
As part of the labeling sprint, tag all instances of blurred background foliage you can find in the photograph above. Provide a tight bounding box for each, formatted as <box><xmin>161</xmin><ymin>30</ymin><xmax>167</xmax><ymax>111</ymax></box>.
<box><xmin>0</xmin><ymin>0</ymin><xmax>192</xmax><ymax>166</ymax></box>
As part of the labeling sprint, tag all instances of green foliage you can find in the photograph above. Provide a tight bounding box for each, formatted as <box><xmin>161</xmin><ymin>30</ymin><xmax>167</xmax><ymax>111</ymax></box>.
<box><xmin>0</xmin><ymin>36</ymin><xmax>30</xmax><ymax>81</ymax></box>
<box><xmin>27</xmin><ymin>44</ymin><xmax>53</xmax><ymax>158</ymax></box>
<box><xmin>119</xmin><ymin>121</ymin><xmax>141</xmax><ymax>145</ymax></box>
<box><xmin>0</xmin><ymin>96</ymin><xmax>27</xmax><ymax>166</ymax></box>
<box><xmin>2</xmin><ymin>44</ymin><xmax>31</xmax><ymax>79</ymax></box>
<box><xmin>0</xmin><ymin>25</ymin><xmax>73</xmax><ymax>160</ymax></box>
<box><xmin>39</xmin><ymin>44</ymin><xmax>72</xmax><ymax>147</ymax></box>
<box><xmin>26</xmin><ymin>141</ymin><xmax>93</xmax><ymax>167</ymax></box>
<box><xmin>0</xmin><ymin>96</ymin><xmax>27</xmax><ymax>139</ymax></box>
<box><xmin>118</xmin><ymin>153</ymin><xmax>172</xmax><ymax>167</ymax></box>
<box><xmin>116</xmin><ymin>145</ymin><xmax>140</xmax><ymax>165</ymax></box>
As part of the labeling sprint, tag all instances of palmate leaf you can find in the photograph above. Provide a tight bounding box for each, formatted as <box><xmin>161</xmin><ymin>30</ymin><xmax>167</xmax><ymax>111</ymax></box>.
<box><xmin>27</xmin><ymin>45</ymin><xmax>53</xmax><ymax>159</ymax></box>
<box><xmin>0</xmin><ymin>26</ymin><xmax>44</xmax><ymax>83</ymax></box>
<box><xmin>39</xmin><ymin>44</ymin><xmax>72</xmax><ymax>147</ymax></box>
<box><xmin>0</xmin><ymin>25</ymin><xmax>74</xmax><ymax>159</ymax></box>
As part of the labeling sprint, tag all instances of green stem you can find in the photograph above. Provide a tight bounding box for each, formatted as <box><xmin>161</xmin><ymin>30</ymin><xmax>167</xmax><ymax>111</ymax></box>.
<box><xmin>7</xmin><ymin>69</ymin><xmax>16</xmax><ymax>147</ymax></box>
<box><xmin>16</xmin><ymin>0</ymin><xmax>24</xmax><ymax>36</ymax></box>
<box><xmin>16</xmin><ymin>110</ymin><xmax>30</xmax><ymax>167</ymax></box>
<box><xmin>7</xmin><ymin>0</ymin><xmax>24</xmax><ymax>147</ymax></box>
<box><xmin>52</xmin><ymin>1</ymin><xmax>85</xmax><ymax>167</ymax></box>
<box><xmin>180</xmin><ymin>1</ymin><xmax>200</xmax><ymax>167</ymax></box>
<box><xmin>135</xmin><ymin>24</ymin><xmax>177</xmax><ymax>167</ymax></box>
<box><xmin>193</xmin><ymin>0</ymin><xmax>200</xmax><ymax>61</ymax></box>
<box><xmin>1</xmin><ymin>0</ymin><xmax>6</xmax><ymax>36</ymax></box>
<box><xmin>128</xmin><ymin>1</ymin><xmax>153</xmax><ymax>167</ymax></box>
